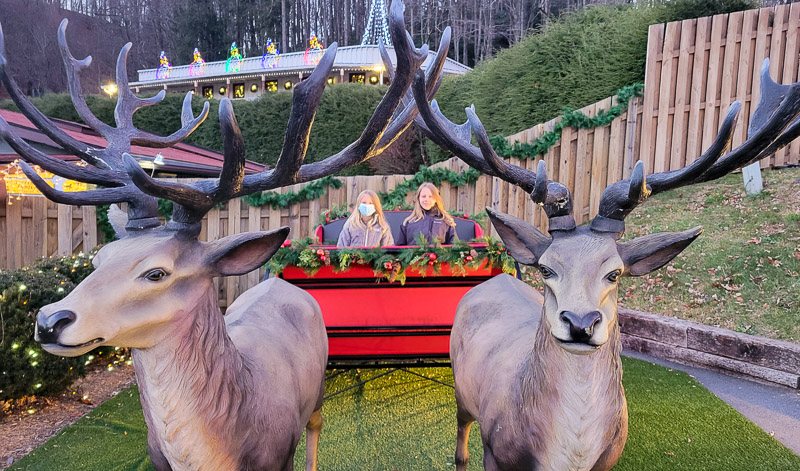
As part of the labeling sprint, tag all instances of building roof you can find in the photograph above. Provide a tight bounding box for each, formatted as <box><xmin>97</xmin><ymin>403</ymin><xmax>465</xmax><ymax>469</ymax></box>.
<box><xmin>0</xmin><ymin>109</ymin><xmax>268</xmax><ymax>177</ymax></box>
<box><xmin>131</xmin><ymin>44</ymin><xmax>471</xmax><ymax>88</ymax></box>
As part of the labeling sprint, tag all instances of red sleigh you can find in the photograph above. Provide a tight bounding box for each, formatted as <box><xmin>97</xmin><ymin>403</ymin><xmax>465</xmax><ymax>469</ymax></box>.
<box><xmin>279</xmin><ymin>211</ymin><xmax>507</xmax><ymax>366</ymax></box>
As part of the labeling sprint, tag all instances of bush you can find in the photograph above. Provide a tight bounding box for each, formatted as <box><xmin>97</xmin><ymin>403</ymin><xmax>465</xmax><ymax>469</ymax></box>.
<box><xmin>430</xmin><ymin>0</ymin><xmax>758</xmax><ymax>162</ymax></box>
<box><xmin>0</xmin><ymin>252</ymin><xmax>96</xmax><ymax>401</ymax></box>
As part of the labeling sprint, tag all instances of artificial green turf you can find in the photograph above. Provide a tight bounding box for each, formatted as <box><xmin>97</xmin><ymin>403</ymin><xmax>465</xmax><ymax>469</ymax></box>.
<box><xmin>10</xmin><ymin>357</ymin><xmax>800</xmax><ymax>470</ymax></box>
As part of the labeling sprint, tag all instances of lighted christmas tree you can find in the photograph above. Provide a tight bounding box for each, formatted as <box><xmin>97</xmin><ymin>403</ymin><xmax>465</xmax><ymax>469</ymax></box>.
<box><xmin>361</xmin><ymin>0</ymin><xmax>391</xmax><ymax>46</ymax></box>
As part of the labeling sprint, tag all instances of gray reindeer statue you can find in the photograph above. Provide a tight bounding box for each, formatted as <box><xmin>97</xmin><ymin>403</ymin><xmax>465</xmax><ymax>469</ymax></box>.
<box><xmin>0</xmin><ymin>1</ymin><xmax>451</xmax><ymax>469</ymax></box>
<box><xmin>411</xmin><ymin>59</ymin><xmax>800</xmax><ymax>470</ymax></box>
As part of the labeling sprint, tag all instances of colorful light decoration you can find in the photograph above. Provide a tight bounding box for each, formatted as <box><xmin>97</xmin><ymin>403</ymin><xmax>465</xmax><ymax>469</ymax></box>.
<box><xmin>156</xmin><ymin>51</ymin><xmax>172</xmax><ymax>79</ymax></box>
<box><xmin>1</xmin><ymin>160</ymin><xmax>88</xmax><ymax>204</ymax></box>
<box><xmin>189</xmin><ymin>48</ymin><xmax>206</xmax><ymax>77</ymax></box>
<box><xmin>261</xmin><ymin>38</ymin><xmax>281</xmax><ymax>69</ymax></box>
<box><xmin>225</xmin><ymin>42</ymin><xmax>242</xmax><ymax>73</ymax></box>
<box><xmin>361</xmin><ymin>0</ymin><xmax>392</xmax><ymax>46</ymax></box>
<box><xmin>303</xmin><ymin>32</ymin><xmax>324</xmax><ymax>66</ymax></box>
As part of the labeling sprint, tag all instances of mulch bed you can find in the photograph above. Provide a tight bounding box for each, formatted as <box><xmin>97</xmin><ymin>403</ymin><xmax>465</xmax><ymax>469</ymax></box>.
<box><xmin>0</xmin><ymin>363</ymin><xmax>137</xmax><ymax>469</ymax></box>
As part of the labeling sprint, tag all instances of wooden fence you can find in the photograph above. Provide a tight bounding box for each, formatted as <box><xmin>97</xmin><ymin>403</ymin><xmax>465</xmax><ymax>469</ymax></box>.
<box><xmin>506</xmin><ymin>4</ymin><xmax>800</xmax><ymax>225</ymax></box>
<box><xmin>2</xmin><ymin>5</ymin><xmax>799</xmax><ymax>305</ymax></box>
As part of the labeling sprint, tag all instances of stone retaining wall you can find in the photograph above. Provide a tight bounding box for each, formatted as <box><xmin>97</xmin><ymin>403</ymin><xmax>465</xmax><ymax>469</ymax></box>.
<box><xmin>619</xmin><ymin>309</ymin><xmax>800</xmax><ymax>389</ymax></box>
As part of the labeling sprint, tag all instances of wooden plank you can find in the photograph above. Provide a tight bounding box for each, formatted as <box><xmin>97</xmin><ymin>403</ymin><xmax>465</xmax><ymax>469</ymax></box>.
<box><xmin>624</xmin><ymin>98</ymin><xmax>641</xmax><ymax>179</ymax></box>
<box><xmin>82</xmin><ymin>205</ymin><xmax>97</xmax><ymax>252</ymax></box>
<box><xmin>32</xmin><ymin>198</ymin><xmax>47</xmax><ymax>258</ymax></box>
<box><xmin>561</xmin><ymin>125</ymin><xmax>576</xmax><ymax>197</ymax></box>
<box><xmin>6</xmin><ymin>199</ymin><xmax>23</xmax><ymax>267</ymax></box>
<box><xmin>701</xmin><ymin>13</ymin><xmax>727</xmax><ymax>154</ymax></box>
<box><xmin>753</xmin><ymin>7</ymin><xmax>774</xmax><ymax>168</ymax></box>
<box><xmin>686</xmin><ymin>16</ymin><xmax>710</xmax><ymax>165</ymax></box>
<box><xmin>573</xmin><ymin>124</ymin><xmax>590</xmax><ymax>225</ymax></box>
<box><xmin>608</xmin><ymin>98</ymin><xmax>625</xmax><ymax>187</ymax></box>
<box><xmin>732</xmin><ymin>9</ymin><xmax>757</xmax><ymax>149</ymax></box>
<box><xmin>782</xmin><ymin>3</ymin><xmax>800</xmax><ymax>166</ymax></box>
<box><xmin>57</xmin><ymin>203</ymin><xmax>72</xmax><ymax>257</ymax></box>
<box><xmin>769</xmin><ymin>4</ymin><xmax>789</xmax><ymax>167</ymax></box>
<box><xmin>654</xmin><ymin>21</ymin><xmax>680</xmax><ymax>173</ymax></box>
<box><xmin>640</xmin><ymin>23</ymin><xmax>665</xmax><ymax>173</ymax></box>
<box><xmin>590</xmin><ymin>98</ymin><xmax>611</xmax><ymax>218</ymax></box>
<box><xmin>719</xmin><ymin>12</ymin><xmax>743</xmax><ymax>146</ymax></box>
<box><xmin>206</xmin><ymin>206</ymin><xmax>222</xmax><ymax>306</ymax></box>
<box><xmin>669</xmin><ymin>19</ymin><xmax>695</xmax><ymax>171</ymax></box>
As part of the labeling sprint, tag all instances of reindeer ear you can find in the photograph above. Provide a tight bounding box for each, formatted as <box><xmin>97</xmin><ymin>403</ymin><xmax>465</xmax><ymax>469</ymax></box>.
<box><xmin>107</xmin><ymin>204</ymin><xmax>128</xmax><ymax>239</ymax></box>
<box><xmin>486</xmin><ymin>208</ymin><xmax>551</xmax><ymax>265</ymax></box>
<box><xmin>205</xmin><ymin>227</ymin><xmax>291</xmax><ymax>276</ymax></box>
<box><xmin>618</xmin><ymin>226</ymin><xmax>703</xmax><ymax>276</ymax></box>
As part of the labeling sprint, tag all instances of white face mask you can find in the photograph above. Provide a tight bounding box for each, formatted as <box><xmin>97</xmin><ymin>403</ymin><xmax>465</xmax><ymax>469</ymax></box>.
<box><xmin>358</xmin><ymin>203</ymin><xmax>376</xmax><ymax>217</ymax></box>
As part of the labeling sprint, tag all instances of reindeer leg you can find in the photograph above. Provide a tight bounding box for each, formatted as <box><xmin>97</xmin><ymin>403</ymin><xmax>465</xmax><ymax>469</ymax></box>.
<box><xmin>304</xmin><ymin>408</ymin><xmax>323</xmax><ymax>471</ymax></box>
<box><xmin>455</xmin><ymin>405</ymin><xmax>474</xmax><ymax>471</ymax></box>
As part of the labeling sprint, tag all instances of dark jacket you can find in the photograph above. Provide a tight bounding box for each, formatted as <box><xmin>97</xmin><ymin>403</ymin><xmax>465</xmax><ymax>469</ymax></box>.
<box><xmin>396</xmin><ymin>208</ymin><xmax>457</xmax><ymax>245</ymax></box>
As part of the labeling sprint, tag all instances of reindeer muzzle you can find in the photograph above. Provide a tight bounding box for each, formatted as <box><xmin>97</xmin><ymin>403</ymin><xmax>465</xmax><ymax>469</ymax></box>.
<box><xmin>559</xmin><ymin>311</ymin><xmax>602</xmax><ymax>344</ymax></box>
<box><xmin>35</xmin><ymin>310</ymin><xmax>76</xmax><ymax>345</ymax></box>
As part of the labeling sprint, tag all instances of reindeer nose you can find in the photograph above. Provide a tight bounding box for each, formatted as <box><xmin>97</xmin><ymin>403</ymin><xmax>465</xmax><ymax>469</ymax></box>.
<box><xmin>559</xmin><ymin>311</ymin><xmax>602</xmax><ymax>343</ymax></box>
<box><xmin>36</xmin><ymin>310</ymin><xmax>76</xmax><ymax>344</ymax></box>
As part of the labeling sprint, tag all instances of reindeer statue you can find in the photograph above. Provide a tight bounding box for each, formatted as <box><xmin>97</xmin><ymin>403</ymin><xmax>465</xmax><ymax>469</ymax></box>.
<box><xmin>410</xmin><ymin>60</ymin><xmax>800</xmax><ymax>470</ymax></box>
<box><xmin>0</xmin><ymin>1</ymin><xmax>450</xmax><ymax>469</ymax></box>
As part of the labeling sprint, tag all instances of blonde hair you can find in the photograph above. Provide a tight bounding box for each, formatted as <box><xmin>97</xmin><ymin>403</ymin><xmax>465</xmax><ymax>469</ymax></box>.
<box><xmin>403</xmin><ymin>182</ymin><xmax>455</xmax><ymax>227</ymax></box>
<box><xmin>345</xmin><ymin>190</ymin><xmax>390</xmax><ymax>232</ymax></box>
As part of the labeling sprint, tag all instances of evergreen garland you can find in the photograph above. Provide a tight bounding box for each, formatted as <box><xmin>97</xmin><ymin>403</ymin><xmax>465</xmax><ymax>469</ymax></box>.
<box><xmin>379</xmin><ymin>166</ymin><xmax>482</xmax><ymax>210</ymax></box>
<box><xmin>489</xmin><ymin>83</ymin><xmax>643</xmax><ymax>160</ymax></box>
<box><xmin>268</xmin><ymin>237</ymin><xmax>516</xmax><ymax>285</ymax></box>
<box><xmin>242</xmin><ymin>176</ymin><xmax>343</xmax><ymax>208</ymax></box>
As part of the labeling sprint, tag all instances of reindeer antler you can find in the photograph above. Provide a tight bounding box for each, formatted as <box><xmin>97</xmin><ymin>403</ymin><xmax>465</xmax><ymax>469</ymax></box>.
<box><xmin>124</xmin><ymin>0</ymin><xmax>439</xmax><ymax>234</ymax></box>
<box><xmin>414</xmin><ymin>57</ymin><xmax>800</xmax><ymax>237</ymax></box>
<box><xmin>591</xmin><ymin>59</ymin><xmax>800</xmax><ymax>236</ymax></box>
<box><xmin>0</xmin><ymin>19</ymin><xmax>209</xmax><ymax>230</ymax></box>
<box><xmin>410</xmin><ymin>70</ymin><xmax>578</xmax><ymax>231</ymax></box>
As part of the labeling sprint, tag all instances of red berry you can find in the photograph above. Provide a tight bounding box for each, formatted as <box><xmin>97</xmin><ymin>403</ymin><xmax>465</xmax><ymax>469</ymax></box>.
<box><xmin>429</xmin><ymin>253</ymin><xmax>437</xmax><ymax>261</ymax></box>
<box><xmin>428</xmin><ymin>261</ymin><xmax>435</xmax><ymax>266</ymax></box>
<box><xmin>320</xmin><ymin>255</ymin><xmax>326</xmax><ymax>261</ymax></box>
<box><xmin>325</xmin><ymin>218</ymin><xmax>330</xmax><ymax>223</ymax></box>
<box><xmin>281</xmin><ymin>240</ymin><xmax>291</xmax><ymax>247</ymax></box>
<box><xmin>317</xmin><ymin>249</ymin><xmax>325</xmax><ymax>255</ymax></box>
<box><xmin>464</xmin><ymin>213</ymin><xmax>469</xmax><ymax>218</ymax></box>
<box><xmin>384</xmin><ymin>262</ymin><xmax>393</xmax><ymax>270</ymax></box>
<box><xmin>465</xmin><ymin>256</ymin><xmax>473</xmax><ymax>261</ymax></box>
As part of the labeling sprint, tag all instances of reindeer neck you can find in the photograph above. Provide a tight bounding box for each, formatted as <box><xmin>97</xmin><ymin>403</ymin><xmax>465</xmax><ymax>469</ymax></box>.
<box><xmin>517</xmin><ymin>310</ymin><xmax>625</xmax><ymax>470</ymax></box>
<box><xmin>132</xmin><ymin>284</ymin><xmax>253</xmax><ymax>470</ymax></box>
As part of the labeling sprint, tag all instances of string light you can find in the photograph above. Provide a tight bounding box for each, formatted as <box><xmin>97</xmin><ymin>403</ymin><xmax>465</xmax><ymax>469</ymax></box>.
<box><xmin>303</xmin><ymin>33</ymin><xmax>324</xmax><ymax>66</ymax></box>
<box><xmin>225</xmin><ymin>42</ymin><xmax>242</xmax><ymax>73</ymax></box>
<box><xmin>189</xmin><ymin>48</ymin><xmax>206</xmax><ymax>77</ymax></box>
<box><xmin>261</xmin><ymin>38</ymin><xmax>281</xmax><ymax>69</ymax></box>
<box><xmin>361</xmin><ymin>0</ymin><xmax>392</xmax><ymax>46</ymax></box>
<box><xmin>156</xmin><ymin>51</ymin><xmax>172</xmax><ymax>80</ymax></box>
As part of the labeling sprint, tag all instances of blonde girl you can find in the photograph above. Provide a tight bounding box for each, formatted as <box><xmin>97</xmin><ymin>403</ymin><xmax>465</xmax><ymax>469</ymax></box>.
<box><xmin>396</xmin><ymin>182</ymin><xmax>456</xmax><ymax>245</ymax></box>
<box><xmin>336</xmin><ymin>190</ymin><xmax>394</xmax><ymax>247</ymax></box>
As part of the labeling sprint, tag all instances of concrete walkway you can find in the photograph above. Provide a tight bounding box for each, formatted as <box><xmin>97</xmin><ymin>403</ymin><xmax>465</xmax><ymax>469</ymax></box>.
<box><xmin>624</xmin><ymin>350</ymin><xmax>800</xmax><ymax>456</ymax></box>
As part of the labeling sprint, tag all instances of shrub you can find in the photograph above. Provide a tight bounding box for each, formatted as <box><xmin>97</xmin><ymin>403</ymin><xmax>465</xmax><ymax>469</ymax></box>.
<box><xmin>0</xmin><ymin>252</ymin><xmax>96</xmax><ymax>401</ymax></box>
<box><xmin>430</xmin><ymin>0</ymin><xmax>758</xmax><ymax>162</ymax></box>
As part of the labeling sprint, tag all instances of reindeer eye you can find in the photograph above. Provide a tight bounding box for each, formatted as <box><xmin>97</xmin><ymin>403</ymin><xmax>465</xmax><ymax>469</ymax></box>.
<box><xmin>143</xmin><ymin>269</ymin><xmax>168</xmax><ymax>282</ymax></box>
<box><xmin>538</xmin><ymin>265</ymin><xmax>555</xmax><ymax>279</ymax></box>
<box><xmin>606</xmin><ymin>270</ymin><xmax>622</xmax><ymax>283</ymax></box>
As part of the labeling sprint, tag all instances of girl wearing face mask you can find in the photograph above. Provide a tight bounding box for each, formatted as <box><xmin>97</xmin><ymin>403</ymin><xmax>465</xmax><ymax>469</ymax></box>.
<box><xmin>396</xmin><ymin>182</ymin><xmax>457</xmax><ymax>245</ymax></box>
<box><xmin>336</xmin><ymin>190</ymin><xmax>394</xmax><ymax>247</ymax></box>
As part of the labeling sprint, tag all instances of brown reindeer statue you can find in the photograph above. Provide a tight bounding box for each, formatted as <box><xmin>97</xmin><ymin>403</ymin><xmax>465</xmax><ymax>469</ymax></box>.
<box><xmin>411</xmin><ymin>60</ymin><xmax>800</xmax><ymax>470</ymax></box>
<box><xmin>0</xmin><ymin>1</ymin><xmax>450</xmax><ymax>469</ymax></box>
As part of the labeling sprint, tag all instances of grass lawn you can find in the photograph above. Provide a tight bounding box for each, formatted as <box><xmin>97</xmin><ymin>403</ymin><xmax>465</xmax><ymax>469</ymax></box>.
<box><xmin>521</xmin><ymin>167</ymin><xmax>800</xmax><ymax>342</ymax></box>
<box><xmin>9</xmin><ymin>357</ymin><xmax>800</xmax><ymax>470</ymax></box>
